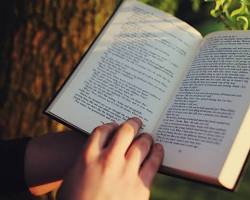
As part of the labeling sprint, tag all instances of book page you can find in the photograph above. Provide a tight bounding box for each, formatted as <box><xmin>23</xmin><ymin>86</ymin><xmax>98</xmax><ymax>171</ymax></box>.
<box><xmin>47</xmin><ymin>0</ymin><xmax>202</xmax><ymax>134</ymax></box>
<box><xmin>155</xmin><ymin>31</ymin><xmax>250</xmax><ymax>178</ymax></box>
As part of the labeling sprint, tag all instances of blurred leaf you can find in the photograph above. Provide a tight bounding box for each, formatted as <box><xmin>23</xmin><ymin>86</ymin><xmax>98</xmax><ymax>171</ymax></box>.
<box><xmin>140</xmin><ymin>0</ymin><xmax>181</xmax><ymax>14</ymax></box>
<box><xmin>207</xmin><ymin>0</ymin><xmax>250</xmax><ymax>30</ymax></box>
<box><xmin>192</xmin><ymin>0</ymin><xmax>202</xmax><ymax>12</ymax></box>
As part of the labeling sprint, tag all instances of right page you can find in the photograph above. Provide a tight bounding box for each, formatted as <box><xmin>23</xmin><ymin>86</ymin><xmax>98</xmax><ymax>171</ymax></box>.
<box><xmin>155</xmin><ymin>31</ymin><xmax>250</xmax><ymax>180</ymax></box>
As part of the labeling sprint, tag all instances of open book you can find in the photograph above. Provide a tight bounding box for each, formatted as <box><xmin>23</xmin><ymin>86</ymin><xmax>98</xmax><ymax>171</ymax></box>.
<box><xmin>45</xmin><ymin>0</ymin><xmax>250</xmax><ymax>190</ymax></box>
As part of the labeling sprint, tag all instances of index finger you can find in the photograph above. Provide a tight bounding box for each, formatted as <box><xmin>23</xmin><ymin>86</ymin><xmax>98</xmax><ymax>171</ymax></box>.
<box><xmin>107</xmin><ymin>117</ymin><xmax>142</xmax><ymax>158</ymax></box>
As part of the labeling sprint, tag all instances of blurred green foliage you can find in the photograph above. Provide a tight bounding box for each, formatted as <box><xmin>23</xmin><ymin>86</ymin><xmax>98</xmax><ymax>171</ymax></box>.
<box><xmin>140</xmin><ymin>0</ymin><xmax>180</xmax><ymax>14</ymax></box>
<box><xmin>139</xmin><ymin>0</ymin><xmax>225</xmax><ymax>35</ymax></box>
<box><xmin>151</xmin><ymin>166</ymin><xmax>250</xmax><ymax>200</ymax></box>
<box><xmin>207</xmin><ymin>0</ymin><xmax>250</xmax><ymax>30</ymax></box>
<box><xmin>140</xmin><ymin>0</ymin><xmax>250</xmax><ymax>30</ymax></box>
<box><xmin>140</xmin><ymin>0</ymin><xmax>202</xmax><ymax>14</ymax></box>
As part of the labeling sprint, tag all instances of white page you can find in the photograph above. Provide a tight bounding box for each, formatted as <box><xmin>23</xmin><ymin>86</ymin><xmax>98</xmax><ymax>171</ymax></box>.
<box><xmin>155</xmin><ymin>31</ymin><xmax>250</xmax><ymax>178</ymax></box>
<box><xmin>47</xmin><ymin>0</ymin><xmax>202</xmax><ymax>134</ymax></box>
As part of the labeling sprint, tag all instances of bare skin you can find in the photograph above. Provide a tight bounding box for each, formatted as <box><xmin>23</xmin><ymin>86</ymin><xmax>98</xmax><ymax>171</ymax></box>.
<box><xmin>25</xmin><ymin>131</ymin><xmax>88</xmax><ymax>195</ymax></box>
<box><xmin>57</xmin><ymin>117</ymin><xmax>164</xmax><ymax>200</ymax></box>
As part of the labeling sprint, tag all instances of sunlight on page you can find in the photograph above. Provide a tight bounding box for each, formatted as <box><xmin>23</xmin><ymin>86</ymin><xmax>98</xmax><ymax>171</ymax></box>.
<box><xmin>47</xmin><ymin>0</ymin><xmax>202</xmax><ymax>134</ymax></box>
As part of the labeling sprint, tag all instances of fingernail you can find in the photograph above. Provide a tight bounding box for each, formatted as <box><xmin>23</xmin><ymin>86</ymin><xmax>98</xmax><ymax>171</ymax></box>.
<box><xmin>129</xmin><ymin>117</ymin><xmax>142</xmax><ymax>126</ymax></box>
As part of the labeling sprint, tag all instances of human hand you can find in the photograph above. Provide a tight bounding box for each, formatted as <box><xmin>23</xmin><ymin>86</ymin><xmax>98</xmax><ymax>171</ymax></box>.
<box><xmin>57</xmin><ymin>118</ymin><xmax>164</xmax><ymax>200</ymax></box>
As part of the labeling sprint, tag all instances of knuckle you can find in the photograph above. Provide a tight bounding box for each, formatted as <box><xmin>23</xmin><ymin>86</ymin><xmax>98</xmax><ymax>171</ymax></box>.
<box><xmin>102</xmin><ymin>150</ymin><xmax>114</xmax><ymax>165</ymax></box>
<box><xmin>81</xmin><ymin>149</ymin><xmax>92</xmax><ymax>164</ymax></box>
<box><xmin>90</xmin><ymin>126</ymin><xmax>107</xmax><ymax>141</ymax></box>
<box><xmin>92</xmin><ymin>124</ymin><xmax>114</xmax><ymax>136</ymax></box>
<box><xmin>119</xmin><ymin>123</ymin><xmax>135</xmax><ymax>136</ymax></box>
<box><xmin>139</xmin><ymin>136</ymin><xmax>152</xmax><ymax>149</ymax></box>
<box><xmin>92</xmin><ymin>125</ymin><xmax>104</xmax><ymax>135</ymax></box>
<box><xmin>82</xmin><ymin>146</ymin><xmax>96</xmax><ymax>164</ymax></box>
<box><xmin>100</xmin><ymin>154</ymin><xmax>114</xmax><ymax>174</ymax></box>
<box><xmin>101</xmin><ymin>150</ymin><xmax>124</xmax><ymax>171</ymax></box>
<box><xmin>130</xmin><ymin>135</ymin><xmax>152</xmax><ymax>154</ymax></box>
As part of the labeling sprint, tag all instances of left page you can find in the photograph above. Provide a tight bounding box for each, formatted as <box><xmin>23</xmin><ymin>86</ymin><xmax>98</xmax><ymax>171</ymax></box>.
<box><xmin>46</xmin><ymin>0</ymin><xmax>202</xmax><ymax>134</ymax></box>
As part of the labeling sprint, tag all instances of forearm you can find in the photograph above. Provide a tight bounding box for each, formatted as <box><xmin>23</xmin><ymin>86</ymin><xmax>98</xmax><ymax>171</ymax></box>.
<box><xmin>24</xmin><ymin>131</ymin><xmax>87</xmax><ymax>195</ymax></box>
<box><xmin>0</xmin><ymin>138</ymin><xmax>31</xmax><ymax>196</ymax></box>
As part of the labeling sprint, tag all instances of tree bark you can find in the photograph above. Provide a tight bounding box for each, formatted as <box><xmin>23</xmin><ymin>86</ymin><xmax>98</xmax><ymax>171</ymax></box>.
<box><xmin>0</xmin><ymin>0</ymin><xmax>116</xmax><ymax>139</ymax></box>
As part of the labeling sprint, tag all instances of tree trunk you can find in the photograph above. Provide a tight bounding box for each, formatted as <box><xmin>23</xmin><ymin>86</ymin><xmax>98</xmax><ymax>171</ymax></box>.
<box><xmin>0</xmin><ymin>0</ymin><xmax>116</xmax><ymax>139</ymax></box>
